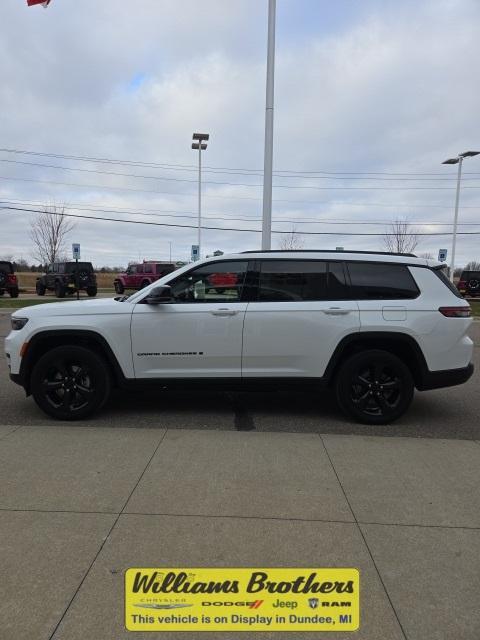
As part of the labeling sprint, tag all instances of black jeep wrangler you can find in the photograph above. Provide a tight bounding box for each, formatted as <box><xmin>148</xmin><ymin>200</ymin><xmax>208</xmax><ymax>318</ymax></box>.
<box><xmin>36</xmin><ymin>262</ymin><xmax>97</xmax><ymax>298</ymax></box>
<box><xmin>0</xmin><ymin>261</ymin><xmax>19</xmax><ymax>298</ymax></box>
<box><xmin>457</xmin><ymin>270</ymin><xmax>480</xmax><ymax>298</ymax></box>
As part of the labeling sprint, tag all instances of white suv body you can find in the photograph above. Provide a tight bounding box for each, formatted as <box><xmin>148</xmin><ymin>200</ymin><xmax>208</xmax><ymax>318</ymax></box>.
<box><xmin>5</xmin><ymin>251</ymin><xmax>474</xmax><ymax>424</ymax></box>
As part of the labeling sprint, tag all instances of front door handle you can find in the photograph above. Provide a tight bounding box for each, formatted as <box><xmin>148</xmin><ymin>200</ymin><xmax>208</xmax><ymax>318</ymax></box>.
<box><xmin>211</xmin><ymin>309</ymin><xmax>238</xmax><ymax>317</ymax></box>
<box><xmin>323</xmin><ymin>308</ymin><xmax>350</xmax><ymax>315</ymax></box>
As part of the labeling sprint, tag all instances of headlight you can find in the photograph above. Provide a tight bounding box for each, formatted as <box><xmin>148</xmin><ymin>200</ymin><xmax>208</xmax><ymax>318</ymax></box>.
<box><xmin>11</xmin><ymin>317</ymin><xmax>29</xmax><ymax>331</ymax></box>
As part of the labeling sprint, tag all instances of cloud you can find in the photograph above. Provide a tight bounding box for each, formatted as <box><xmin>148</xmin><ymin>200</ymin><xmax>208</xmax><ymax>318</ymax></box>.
<box><xmin>0</xmin><ymin>0</ymin><xmax>479</xmax><ymax>266</ymax></box>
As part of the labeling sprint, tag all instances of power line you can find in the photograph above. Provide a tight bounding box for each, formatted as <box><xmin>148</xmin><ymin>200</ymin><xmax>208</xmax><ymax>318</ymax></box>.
<box><xmin>3</xmin><ymin>204</ymin><xmax>480</xmax><ymax>236</ymax></box>
<box><xmin>3</xmin><ymin>157</ymin><xmax>480</xmax><ymax>183</ymax></box>
<box><xmin>2</xmin><ymin>146</ymin><xmax>480</xmax><ymax>178</ymax></box>
<box><xmin>3</xmin><ymin>198</ymin><xmax>480</xmax><ymax>227</ymax></box>
<box><xmin>2</xmin><ymin>173</ymin><xmax>480</xmax><ymax>197</ymax></box>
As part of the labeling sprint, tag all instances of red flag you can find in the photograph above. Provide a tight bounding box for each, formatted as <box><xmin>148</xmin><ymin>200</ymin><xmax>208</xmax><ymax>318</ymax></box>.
<box><xmin>27</xmin><ymin>0</ymin><xmax>51</xmax><ymax>6</ymax></box>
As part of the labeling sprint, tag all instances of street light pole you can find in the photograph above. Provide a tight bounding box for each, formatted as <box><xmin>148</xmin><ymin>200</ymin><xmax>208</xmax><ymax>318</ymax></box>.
<box><xmin>192</xmin><ymin>133</ymin><xmax>209</xmax><ymax>260</ymax></box>
<box><xmin>261</xmin><ymin>0</ymin><xmax>276</xmax><ymax>250</ymax></box>
<box><xmin>450</xmin><ymin>156</ymin><xmax>463</xmax><ymax>282</ymax></box>
<box><xmin>442</xmin><ymin>150</ymin><xmax>479</xmax><ymax>281</ymax></box>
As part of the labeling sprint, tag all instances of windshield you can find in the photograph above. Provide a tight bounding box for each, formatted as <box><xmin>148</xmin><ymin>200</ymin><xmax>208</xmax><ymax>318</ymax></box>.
<box><xmin>65</xmin><ymin>262</ymin><xmax>93</xmax><ymax>272</ymax></box>
<box><xmin>0</xmin><ymin>262</ymin><xmax>13</xmax><ymax>273</ymax></box>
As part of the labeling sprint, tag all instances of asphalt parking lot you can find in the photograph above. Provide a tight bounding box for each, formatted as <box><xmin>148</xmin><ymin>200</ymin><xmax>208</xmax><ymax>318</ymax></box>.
<box><xmin>1</xmin><ymin>312</ymin><xmax>479</xmax><ymax>640</ymax></box>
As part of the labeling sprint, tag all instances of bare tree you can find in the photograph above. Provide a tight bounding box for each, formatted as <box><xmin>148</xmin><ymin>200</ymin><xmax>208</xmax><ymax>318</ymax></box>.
<box><xmin>30</xmin><ymin>205</ymin><xmax>75</xmax><ymax>264</ymax></box>
<box><xmin>383</xmin><ymin>218</ymin><xmax>419</xmax><ymax>254</ymax></box>
<box><xmin>465</xmin><ymin>260</ymin><xmax>480</xmax><ymax>271</ymax></box>
<box><xmin>418</xmin><ymin>252</ymin><xmax>434</xmax><ymax>260</ymax></box>
<box><xmin>278</xmin><ymin>226</ymin><xmax>305</xmax><ymax>250</ymax></box>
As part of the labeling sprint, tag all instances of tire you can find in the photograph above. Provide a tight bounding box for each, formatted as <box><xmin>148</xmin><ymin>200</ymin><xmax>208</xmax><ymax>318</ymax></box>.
<box><xmin>86</xmin><ymin>287</ymin><xmax>97</xmax><ymax>297</ymax></box>
<box><xmin>335</xmin><ymin>349</ymin><xmax>414</xmax><ymax>425</ymax></box>
<box><xmin>0</xmin><ymin>290</ymin><xmax>4</xmax><ymax>297</ymax></box>
<box><xmin>36</xmin><ymin>282</ymin><xmax>46</xmax><ymax>296</ymax></box>
<box><xmin>9</xmin><ymin>288</ymin><xmax>19</xmax><ymax>299</ymax></box>
<box><xmin>55</xmin><ymin>281</ymin><xmax>66</xmax><ymax>298</ymax></box>
<box><xmin>114</xmin><ymin>281</ymin><xmax>124</xmax><ymax>294</ymax></box>
<box><xmin>140</xmin><ymin>279</ymin><xmax>150</xmax><ymax>289</ymax></box>
<box><xmin>30</xmin><ymin>345</ymin><xmax>111</xmax><ymax>420</ymax></box>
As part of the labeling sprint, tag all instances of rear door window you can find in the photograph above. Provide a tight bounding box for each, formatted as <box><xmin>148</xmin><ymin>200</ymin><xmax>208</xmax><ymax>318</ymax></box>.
<box><xmin>347</xmin><ymin>262</ymin><xmax>419</xmax><ymax>299</ymax></box>
<box><xmin>256</xmin><ymin>260</ymin><xmax>349</xmax><ymax>301</ymax></box>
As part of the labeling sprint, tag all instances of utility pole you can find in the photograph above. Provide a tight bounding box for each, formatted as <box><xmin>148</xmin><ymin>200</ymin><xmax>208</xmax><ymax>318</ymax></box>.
<box><xmin>261</xmin><ymin>0</ymin><xmax>276</xmax><ymax>250</ymax></box>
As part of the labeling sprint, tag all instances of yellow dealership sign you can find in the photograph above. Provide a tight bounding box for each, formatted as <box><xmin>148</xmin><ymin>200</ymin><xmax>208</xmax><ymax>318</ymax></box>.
<box><xmin>125</xmin><ymin>568</ymin><xmax>359</xmax><ymax>632</ymax></box>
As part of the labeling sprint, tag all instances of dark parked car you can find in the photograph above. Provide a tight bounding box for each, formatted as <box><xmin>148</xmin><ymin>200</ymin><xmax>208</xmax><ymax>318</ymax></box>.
<box><xmin>36</xmin><ymin>262</ymin><xmax>97</xmax><ymax>298</ymax></box>
<box><xmin>0</xmin><ymin>261</ymin><xmax>19</xmax><ymax>298</ymax></box>
<box><xmin>457</xmin><ymin>270</ymin><xmax>480</xmax><ymax>298</ymax></box>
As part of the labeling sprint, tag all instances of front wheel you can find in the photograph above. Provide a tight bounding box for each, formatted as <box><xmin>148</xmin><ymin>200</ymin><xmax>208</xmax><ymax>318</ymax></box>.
<box><xmin>30</xmin><ymin>345</ymin><xmax>111</xmax><ymax>420</ymax></box>
<box><xmin>335</xmin><ymin>349</ymin><xmax>414</xmax><ymax>425</ymax></box>
<box><xmin>36</xmin><ymin>282</ymin><xmax>46</xmax><ymax>296</ymax></box>
<box><xmin>86</xmin><ymin>287</ymin><xmax>97</xmax><ymax>297</ymax></box>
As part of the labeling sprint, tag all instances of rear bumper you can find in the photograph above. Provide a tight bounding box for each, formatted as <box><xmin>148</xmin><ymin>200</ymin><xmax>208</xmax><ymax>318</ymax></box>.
<box><xmin>417</xmin><ymin>363</ymin><xmax>474</xmax><ymax>391</ymax></box>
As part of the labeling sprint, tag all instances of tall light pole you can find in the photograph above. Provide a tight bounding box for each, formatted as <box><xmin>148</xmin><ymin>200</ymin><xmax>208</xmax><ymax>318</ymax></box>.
<box><xmin>261</xmin><ymin>0</ymin><xmax>276</xmax><ymax>250</ymax></box>
<box><xmin>442</xmin><ymin>151</ymin><xmax>479</xmax><ymax>281</ymax></box>
<box><xmin>192</xmin><ymin>132</ymin><xmax>209</xmax><ymax>260</ymax></box>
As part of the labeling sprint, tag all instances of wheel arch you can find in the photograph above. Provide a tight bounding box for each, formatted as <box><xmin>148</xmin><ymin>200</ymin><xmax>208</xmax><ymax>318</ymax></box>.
<box><xmin>324</xmin><ymin>331</ymin><xmax>428</xmax><ymax>389</ymax></box>
<box><xmin>20</xmin><ymin>330</ymin><xmax>126</xmax><ymax>394</ymax></box>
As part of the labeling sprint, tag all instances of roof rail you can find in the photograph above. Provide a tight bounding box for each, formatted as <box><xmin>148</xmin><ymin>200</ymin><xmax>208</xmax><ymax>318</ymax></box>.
<box><xmin>240</xmin><ymin>249</ymin><xmax>418</xmax><ymax>258</ymax></box>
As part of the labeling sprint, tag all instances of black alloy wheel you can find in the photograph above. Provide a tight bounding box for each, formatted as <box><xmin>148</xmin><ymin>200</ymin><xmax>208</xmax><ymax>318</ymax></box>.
<box><xmin>30</xmin><ymin>345</ymin><xmax>111</xmax><ymax>420</ymax></box>
<box><xmin>335</xmin><ymin>349</ymin><xmax>414</xmax><ymax>424</ymax></box>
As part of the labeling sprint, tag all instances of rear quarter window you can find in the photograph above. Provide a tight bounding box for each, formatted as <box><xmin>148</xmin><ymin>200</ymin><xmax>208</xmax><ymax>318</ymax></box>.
<box><xmin>347</xmin><ymin>262</ymin><xmax>419</xmax><ymax>300</ymax></box>
<box><xmin>434</xmin><ymin>268</ymin><xmax>463</xmax><ymax>298</ymax></box>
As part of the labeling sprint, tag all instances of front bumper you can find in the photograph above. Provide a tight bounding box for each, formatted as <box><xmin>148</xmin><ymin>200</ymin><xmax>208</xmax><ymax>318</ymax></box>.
<box><xmin>417</xmin><ymin>362</ymin><xmax>474</xmax><ymax>391</ymax></box>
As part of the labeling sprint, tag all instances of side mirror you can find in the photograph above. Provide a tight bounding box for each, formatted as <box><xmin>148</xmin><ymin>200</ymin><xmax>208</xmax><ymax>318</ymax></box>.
<box><xmin>145</xmin><ymin>285</ymin><xmax>173</xmax><ymax>305</ymax></box>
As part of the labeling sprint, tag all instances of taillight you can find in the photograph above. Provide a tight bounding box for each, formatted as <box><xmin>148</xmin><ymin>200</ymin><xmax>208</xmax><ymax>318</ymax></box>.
<box><xmin>457</xmin><ymin>280</ymin><xmax>466</xmax><ymax>288</ymax></box>
<box><xmin>7</xmin><ymin>274</ymin><xmax>17</xmax><ymax>283</ymax></box>
<box><xmin>439</xmin><ymin>306</ymin><xmax>471</xmax><ymax>318</ymax></box>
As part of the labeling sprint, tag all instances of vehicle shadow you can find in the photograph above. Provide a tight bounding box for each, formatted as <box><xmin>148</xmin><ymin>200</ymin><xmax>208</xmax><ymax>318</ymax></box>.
<box><xmin>90</xmin><ymin>384</ymin><xmax>480</xmax><ymax>440</ymax></box>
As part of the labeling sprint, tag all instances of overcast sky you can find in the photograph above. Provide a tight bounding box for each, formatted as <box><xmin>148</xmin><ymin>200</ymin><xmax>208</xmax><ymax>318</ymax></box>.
<box><xmin>0</xmin><ymin>0</ymin><xmax>479</xmax><ymax>268</ymax></box>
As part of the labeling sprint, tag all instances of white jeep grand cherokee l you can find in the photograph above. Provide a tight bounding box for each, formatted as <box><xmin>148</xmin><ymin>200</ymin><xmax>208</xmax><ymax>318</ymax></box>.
<box><xmin>5</xmin><ymin>251</ymin><xmax>474</xmax><ymax>424</ymax></box>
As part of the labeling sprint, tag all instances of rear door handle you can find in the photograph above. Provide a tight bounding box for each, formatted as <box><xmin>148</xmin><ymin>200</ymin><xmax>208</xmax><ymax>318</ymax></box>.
<box><xmin>323</xmin><ymin>308</ymin><xmax>350</xmax><ymax>315</ymax></box>
<box><xmin>211</xmin><ymin>309</ymin><xmax>238</xmax><ymax>317</ymax></box>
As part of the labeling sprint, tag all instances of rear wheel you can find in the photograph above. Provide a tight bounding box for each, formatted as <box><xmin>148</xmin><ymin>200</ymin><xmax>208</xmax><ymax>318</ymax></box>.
<box><xmin>36</xmin><ymin>281</ymin><xmax>46</xmax><ymax>296</ymax></box>
<box><xmin>0</xmin><ymin>290</ymin><xmax>4</xmax><ymax>297</ymax></box>
<box><xmin>114</xmin><ymin>281</ymin><xmax>124</xmax><ymax>294</ymax></box>
<box><xmin>55</xmin><ymin>281</ymin><xmax>66</xmax><ymax>298</ymax></box>
<box><xmin>9</xmin><ymin>288</ymin><xmax>19</xmax><ymax>298</ymax></box>
<box><xmin>30</xmin><ymin>345</ymin><xmax>111</xmax><ymax>420</ymax></box>
<box><xmin>140</xmin><ymin>279</ymin><xmax>150</xmax><ymax>289</ymax></box>
<box><xmin>335</xmin><ymin>349</ymin><xmax>414</xmax><ymax>424</ymax></box>
<box><xmin>86</xmin><ymin>287</ymin><xmax>97</xmax><ymax>297</ymax></box>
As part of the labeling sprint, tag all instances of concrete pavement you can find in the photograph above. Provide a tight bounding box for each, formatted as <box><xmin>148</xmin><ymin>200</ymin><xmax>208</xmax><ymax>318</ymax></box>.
<box><xmin>0</xmin><ymin>427</ymin><xmax>479</xmax><ymax>640</ymax></box>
